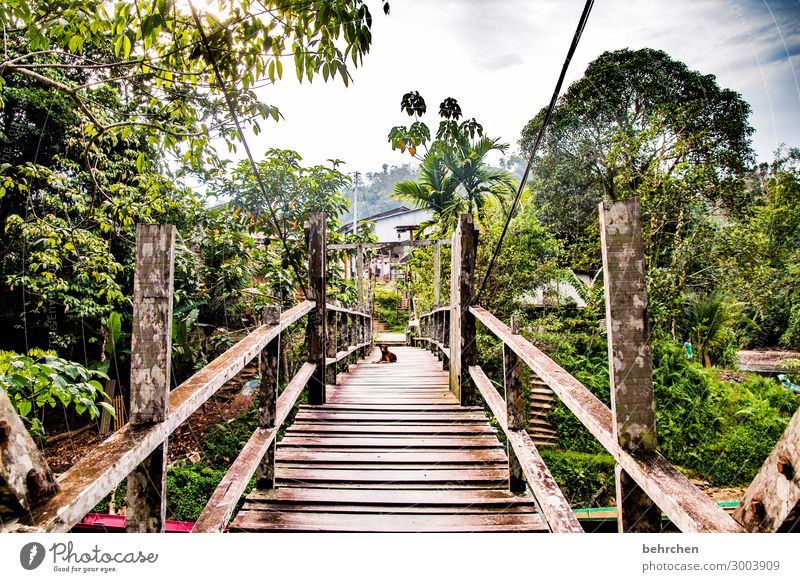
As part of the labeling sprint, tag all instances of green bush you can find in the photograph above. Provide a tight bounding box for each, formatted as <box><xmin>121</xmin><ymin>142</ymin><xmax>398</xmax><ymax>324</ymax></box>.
<box><xmin>0</xmin><ymin>349</ymin><xmax>111</xmax><ymax>440</ymax></box>
<box><xmin>539</xmin><ymin>448</ymin><xmax>616</xmax><ymax>507</ymax></box>
<box><xmin>373</xmin><ymin>287</ymin><xmax>409</xmax><ymax>332</ymax></box>
<box><xmin>166</xmin><ymin>465</ymin><xmax>232</xmax><ymax>522</ymax></box>
<box><xmin>486</xmin><ymin>311</ymin><xmax>799</xmax><ymax>488</ymax></box>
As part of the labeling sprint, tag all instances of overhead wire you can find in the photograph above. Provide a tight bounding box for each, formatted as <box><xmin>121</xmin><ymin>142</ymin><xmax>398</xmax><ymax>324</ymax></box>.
<box><xmin>475</xmin><ymin>0</ymin><xmax>595</xmax><ymax>302</ymax></box>
<box><xmin>188</xmin><ymin>1</ymin><xmax>309</xmax><ymax>297</ymax></box>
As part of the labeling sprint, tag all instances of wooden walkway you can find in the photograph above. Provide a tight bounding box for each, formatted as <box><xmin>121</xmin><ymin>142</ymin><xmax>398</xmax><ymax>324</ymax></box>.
<box><xmin>230</xmin><ymin>347</ymin><xmax>547</xmax><ymax>532</ymax></box>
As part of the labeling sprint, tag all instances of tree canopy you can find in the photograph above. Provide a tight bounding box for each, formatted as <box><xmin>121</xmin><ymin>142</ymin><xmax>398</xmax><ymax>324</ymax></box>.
<box><xmin>0</xmin><ymin>0</ymin><xmax>381</xmax><ymax>175</ymax></box>
<box><xmin>520</xmin><ymin>48</ymin><xmax>754</xmax><ymax>265</ymax></box>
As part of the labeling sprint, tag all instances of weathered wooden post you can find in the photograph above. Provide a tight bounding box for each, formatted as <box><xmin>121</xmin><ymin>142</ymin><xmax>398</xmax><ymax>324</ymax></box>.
<box><xmin>349</xmin><ymin>313</ymin><xmax>358</xmax><ymax>365</ymax></box>
<box><xmin>734</xmin><ymin>406</ymin><xmax>800</xmax><ymax>531</ymax></box>
<box><xmin>434</xmin><ymin>311</ymin><xmax>443</xmax><ymax>361</ymax></box>
<box><xmin>359</xmin><ymin>314</ymin><xmax>367</xmax><ymax>358</ymax></box>
<box><xmin>127</xmin><ymin>223</ymin><xmax>175</xmax><ymax>533</ymax></box>
<box><xmin>0</xmin><ymin>390</ymin><xmax>59</xmax><ymax>521</ymax></box>
<box><xmin>599</xmin><ymin>199</ymin><xmax>661</xmax><ymax>533</ymax></box>
<box><xmin>368</xmin><ymin>309</ymin><xmax>373</xmax><ymax>350</ymax></box>
<box><xmin>256</xmin><ymin>306</ymin><xmax>280</xmax><ymax>489</ymax></box>
<box><xmin>356</xmin><ymin>243</ymin><xmax>365</xmax><ymax>311</ymax></box>
<box><xmin>338</xmin><ymin>310</ymin><xmax>348</xmax><ymax>370</ymax></box>
<box><xmin>306</xmin><ymin>213</ymin><xmax>327</xmax><ymax>405</ymax></box>
<box><xmin>442</xmin><ymin>309</ymin><xmax>450</xmax><ymax>371</ymax></box>
<box><xmin>428</xmin><ymin>313</ymin><xmax>439</xmax><ymax>355</ymax></box>
<box><xmin>433</xmin><ymin>240</ymin><xmax>442</xmax><ymax>306</ymax></box>
<box><xmin>449</xmin><ymin>214</ymin><xmax>478</xmax><ymax>405</ymax></box>
<box><xmin>355</xmin><ymin>313</ymin><xmax>362</xmax><ymax>357</ymax></box>
<box><xmin>505</xmin><ymin>315</ymin><xmax>525</xmax><ymax>492</ymax></box>
<box><xmin>325</xmin><ymin>310</ymin><xmax>338</xmax><ymax>386</ymax></box>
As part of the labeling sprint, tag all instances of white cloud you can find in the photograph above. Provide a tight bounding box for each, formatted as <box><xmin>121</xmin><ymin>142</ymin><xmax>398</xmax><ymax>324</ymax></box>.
<box><xmin>236</xmin><ymin>0</ymin><xmax>800</xmax><ymax>175</ymax></box>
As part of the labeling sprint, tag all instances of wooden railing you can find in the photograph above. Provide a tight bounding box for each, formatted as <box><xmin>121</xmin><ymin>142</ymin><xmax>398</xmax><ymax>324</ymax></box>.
<box><xmin>467</xmin><ymin>307</ymin><xmax>741</xmax><ymax>533</ymax></box>
<box><xmin>4</xmin><ymin>213</ymin><xmax>372</xmax><ymax>534</ymax></box>
<box><xmin>417</xmin><ymin>306</ymin><xmax>449</xmax><ymax>366</ymax></box>
<box><xmin>325</xmin><ymin>304</ymin><xmax>373</xmax><ymax>369</ymax></box>
<box><xmin>5</xmin><ymin>208</ymin><xmax>794</xmax><ymax>534</ymax></box>
<box><xmin>193</xmin><ymin>306</ymin><xmax>370</xmax><ymax>533</ymax></box>
<box><xmin>11</xmin><ymin>300</ymin><xmax>314</xmax><ymax>533</ymax></box>
<box><xmin>414</xmin><ymin>210</ymin><xmax>745</xmax><ymax>533</ymax></box>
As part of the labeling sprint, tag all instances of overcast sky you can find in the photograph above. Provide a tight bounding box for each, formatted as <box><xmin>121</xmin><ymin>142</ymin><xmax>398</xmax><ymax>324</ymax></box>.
<box><xmin>239</xmin><ymin>0</ymin><xmax>800</xmax><ymax>177</ymax></box>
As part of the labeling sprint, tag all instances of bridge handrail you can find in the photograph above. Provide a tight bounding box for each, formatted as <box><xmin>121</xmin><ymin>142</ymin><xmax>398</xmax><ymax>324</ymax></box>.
<box><xmin>192</xmin><ymin>362</ymin><xmax>316</xmax><ymax>532</ymax></box>
<box><xmin>326</xmin><ymin>303</ymin><xmax>372</xmax><ymax>319</ymax></box>
<box><xmin>13</xmin><ymin>301</ymin><xmax>314</xmax><ymax>533</ymax></box>
<box><xmin>468</xmin><ymin>365</ymin><xmax>583</xmax><ymax>532</ymax></box>
<box><xmin>419</xmin><ymin>305</ymin><xmax>450</xmax><ymax>318</ymax></box>
<box><xmin>417</xmin><ymin>307</ymin><xmax>450</xmax><ymax>352</ymax></box>
<box><xmin>469</xmin><ymin>305</ymin><xmax>743</xmax><ymax>533</ymax></box>
<box><xmin>3</xmin><ymin>214</ymin><xmax>380</xmax><ymax>533</ymax></box>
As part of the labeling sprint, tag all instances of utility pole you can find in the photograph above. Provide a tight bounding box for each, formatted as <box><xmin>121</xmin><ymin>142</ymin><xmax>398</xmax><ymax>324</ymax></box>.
<box><xmin>351</xmin><ymin>171</ymin><xmax>361</xmax><ymax>235</ymax></box>
<box><xmin>352</xmin><ymin>171</ymin><xmax>361</xmax><ymax>280</ymax></box>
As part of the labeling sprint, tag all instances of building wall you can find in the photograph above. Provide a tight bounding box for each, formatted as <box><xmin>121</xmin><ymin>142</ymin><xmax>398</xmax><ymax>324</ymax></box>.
<box><xmin>369</xmin><ymin>208</ymin><xmax>432</xmax><ymax>241</ymax></box>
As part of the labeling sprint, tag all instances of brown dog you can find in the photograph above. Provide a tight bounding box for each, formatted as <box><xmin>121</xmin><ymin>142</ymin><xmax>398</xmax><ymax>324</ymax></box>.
<box><xmin>375</xmin><ymin>343</ymin><xmax>397</xmax><ymax>363</ymax></box>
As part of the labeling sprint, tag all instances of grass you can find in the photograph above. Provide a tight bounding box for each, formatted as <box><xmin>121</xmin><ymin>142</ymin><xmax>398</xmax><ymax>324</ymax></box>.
<box><xmin>373</xmin><ymin>286</ymin><xmax>409</xmax><ymax>333</ymax></box>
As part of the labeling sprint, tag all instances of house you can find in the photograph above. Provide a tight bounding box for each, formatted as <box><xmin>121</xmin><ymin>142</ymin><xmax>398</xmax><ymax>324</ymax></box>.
<box><xmin>341</xmin><ymin>206</ymin><xmax>432</xmax><ymax>241</ymax></box>
<box><xmin>341</xmin><ymin>206</ymin><xmax>433</xmax><ymax>279</ymax></box>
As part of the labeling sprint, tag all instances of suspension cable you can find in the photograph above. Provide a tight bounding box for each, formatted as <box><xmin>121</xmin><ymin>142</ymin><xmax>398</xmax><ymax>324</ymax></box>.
<box><xmin>475</xmin><ymin>0</ymin><xmax>595</xmax><ymax>302</ymax></box>
<box><xmin>189</xmin><ymin>2</ymin><xmax>308</xmax><ymax>296</ymax></box>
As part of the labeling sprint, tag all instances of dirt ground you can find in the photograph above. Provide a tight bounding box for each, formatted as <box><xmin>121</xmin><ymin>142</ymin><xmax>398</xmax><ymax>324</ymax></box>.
<box><xmin>701</xmin><ymin>486</ymin><xmax>747</xmax><ymax>504</ymax></box>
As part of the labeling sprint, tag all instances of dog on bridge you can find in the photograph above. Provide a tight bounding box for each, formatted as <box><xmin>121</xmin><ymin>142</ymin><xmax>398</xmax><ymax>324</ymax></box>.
<box><xmin>375</xmin><ymin>343</ymin><xmax>398</xmax><ymax>364</ymax></box>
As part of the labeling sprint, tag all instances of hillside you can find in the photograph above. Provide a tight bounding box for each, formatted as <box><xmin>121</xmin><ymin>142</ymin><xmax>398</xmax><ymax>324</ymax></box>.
<box><xmin>340</xmin><ymin>163</ymin><xmax>418</xmax><ymax>222</ymax></box>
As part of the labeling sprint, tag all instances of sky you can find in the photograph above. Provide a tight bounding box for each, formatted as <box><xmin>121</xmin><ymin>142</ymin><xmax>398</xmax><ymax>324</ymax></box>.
<box><xmin>236</xmin><ymin>0</ymin><xmax>800</xmax><ymax>178</ymax></box>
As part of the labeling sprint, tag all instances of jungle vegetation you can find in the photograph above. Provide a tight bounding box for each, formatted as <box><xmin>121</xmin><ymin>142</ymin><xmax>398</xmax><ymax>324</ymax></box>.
<box><xmin>0</xmin><ymin>2</ymin><xmax>797</xmax><ymax>513</ymax></box>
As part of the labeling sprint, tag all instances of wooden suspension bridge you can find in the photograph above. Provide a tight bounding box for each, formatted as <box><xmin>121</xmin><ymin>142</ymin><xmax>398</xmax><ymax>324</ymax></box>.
<box><xmin>1</xmin><ymin>201</ymin><xmax>798</xmax><ymax>533</ymax></box>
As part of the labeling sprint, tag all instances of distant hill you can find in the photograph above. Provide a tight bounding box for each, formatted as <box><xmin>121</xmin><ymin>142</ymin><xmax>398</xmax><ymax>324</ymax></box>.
<box><xmin>338</xmin><ymin>155</ymin><xmax>526</xmax><ymax>224</ymax></box>
<box><xmin>340</xmin><ymin>163</ymin><xmax>418</xmax><ymax>223</ymax></box>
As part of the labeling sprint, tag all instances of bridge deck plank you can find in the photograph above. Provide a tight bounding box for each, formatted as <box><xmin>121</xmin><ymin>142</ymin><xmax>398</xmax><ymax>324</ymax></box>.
<box><xmin>231</xmin><ymin>347</ymin><xmax>548</xmax><ymax>532</ymax></box>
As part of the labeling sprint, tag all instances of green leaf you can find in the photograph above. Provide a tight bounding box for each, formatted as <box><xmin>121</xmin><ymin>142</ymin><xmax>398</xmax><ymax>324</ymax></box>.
<box><xmin>18</xmin><ymin>400</ymin><xmax>32</xmax><ymax>417</ymax></box>
<box><xmin>114</xmin><ymin>34</ymin><xmax>132</xmax><ymax>58</ymax></box>
<box><xmin>98</xmin><ymin>401</ymin><xmax>116</xmax><ymax>417</ymax></box>
<box><xmin>68</xmin><ymin>35</ymin><xmax>83</xmax><ymax>54</ymax></box>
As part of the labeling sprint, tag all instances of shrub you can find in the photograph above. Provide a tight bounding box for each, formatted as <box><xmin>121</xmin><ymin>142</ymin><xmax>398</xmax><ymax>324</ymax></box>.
<box><xmin>539</xmin><ymin>448</ymin><xmax>616</xmax><ymax>507</ymax></box>
<box><xmin>373</xmin><ymin>287</ymin><xmax>409</xmax><ymax>332</ymax></box>
<box><xmin>0</xmin><ymin>349</ymin><xmax>111</xmax><ymax>440</ymax></box>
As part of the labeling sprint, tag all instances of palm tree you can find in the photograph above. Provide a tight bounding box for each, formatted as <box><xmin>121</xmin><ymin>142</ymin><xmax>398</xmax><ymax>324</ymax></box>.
<box><xmin>393</xmin><ymin>135</ymin><xmax>516</xmax><ymax>233</ymax></box>
<box><xmin>683</xmin><ymin>292</ymin><xmax>748</xmax><ymax>367</ymax></box>
<box><xmin>443</xmin><ymin>135</ymin><xmax>516</xmax><ymax>216</ymax></box>
<box><xmin>393</xmin><ymin>152</ymin><xmax>464</xmax><ymax>232</ymax></box>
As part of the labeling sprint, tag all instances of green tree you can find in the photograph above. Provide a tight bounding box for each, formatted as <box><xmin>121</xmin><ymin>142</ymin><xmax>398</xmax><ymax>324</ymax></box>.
<box><xmin>220</xmin><ymin>149</ymin><xmax>375</xmax><ymax>306</ymax></box>
<box><xmin>682</xmin><ymin>292</ymin><xmax>745</xmax><ymax>367</ymax></box>
<box><xmin>388</xmin><ymin>92</ymin><xmax>515</xmax><ymax>231</ymax></box>
<box><xmin>442</xmin><ymin>135</ymin><xmax>516</xmax><ymax>217</ymax></box>
<box><xmin>393</xmin><ymin>152</ymin><xmax>460</xmax><ymax>231</ymax></box>
<box><xmin>0</xmin><ymin>1</ymin><xmax>382</xmax><ymax>176</ymax></box>
<box><xmin>0</xmin><ymin>0</ymin><xmax>388</xmax><ymax>368</ymax></box>
<box><xmin>340</xmin><ymin>163</ymin><xmax>418</xmax><ymax>223</ymax></box>
<box><xmin>521</xmin><ymin>48</ymin><xmax>754</xmax><ymax>211</ymax></box>
<box><xmin>719</xmin><ymin>146</ymin><xmax>800</xmax><ymax>347</ymax></box>
<box><xmin>519</xmin><ymin>48</ymin><xmax>755</xmax><ymax>327</ymax></box>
